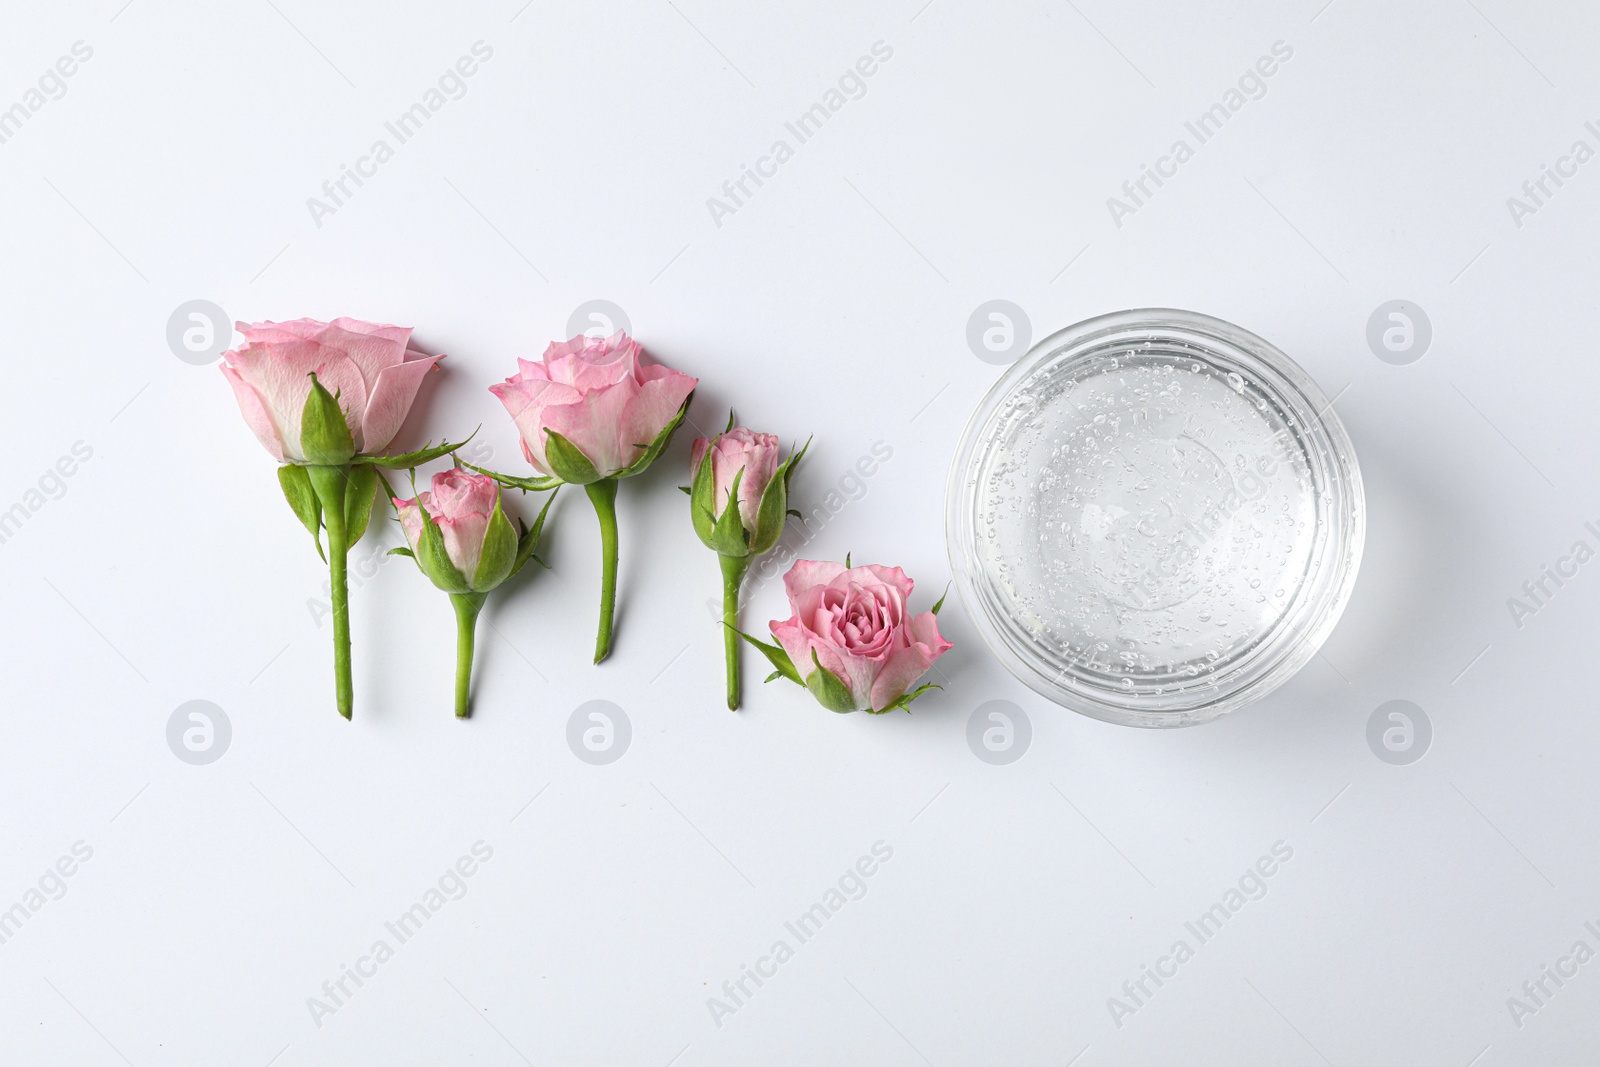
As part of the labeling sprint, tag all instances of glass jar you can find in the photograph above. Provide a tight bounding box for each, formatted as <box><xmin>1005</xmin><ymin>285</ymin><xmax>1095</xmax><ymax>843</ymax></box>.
<box><xmin>946</xmin><ymin>309</ymin><xmax>1364</xmax><ymax>727</ymax></box>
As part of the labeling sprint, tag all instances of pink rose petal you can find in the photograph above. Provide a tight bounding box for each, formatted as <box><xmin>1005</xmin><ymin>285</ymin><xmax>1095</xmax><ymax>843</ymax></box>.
<box><xmin>363</xmin><ymin>353</ymin><xmax>444</xmax><ymax>456</ymax></box>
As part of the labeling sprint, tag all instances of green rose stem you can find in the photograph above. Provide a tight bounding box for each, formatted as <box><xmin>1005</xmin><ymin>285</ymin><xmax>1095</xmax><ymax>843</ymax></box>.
<box><xmin>291</xmin><ymin>372</ymin><xmax>466</xmax><ymax>720</ymax></box>
<box><xmin>585</xmin><ymin>478</ymin><xmax>621</xmax><ymax>663</ymax></box>
<box><xmin>307</xmin><ymin>464</ymin><xmax>354</xmax><ymax>720</ymax></box>
<box><xmin>450</xmin><ymin>592</ymin><xmax>488</xmax><ymax>719</ymax></box>
<box><xmin>719</xmin><ymin>553</ymin><xmax>751</xmax><ymax>710</ymax></box>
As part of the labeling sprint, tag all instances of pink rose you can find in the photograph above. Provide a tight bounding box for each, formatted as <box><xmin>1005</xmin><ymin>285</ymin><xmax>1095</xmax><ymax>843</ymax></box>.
<box><xmin>690</xmin><ymin>426</ymin><xmax>781</xmax><ymax>535</ymax></box>
<box><xmin>221</xmin><ymin>317</ymin><xmax>444</xmax><ymax>463</ymax></box>
<box><xmin>488</xmin><ymin>331</ymin><xmax>697</xmax><ymax>482</ymax></box>
<box><xmin>770</xmin><ymin>560</ymin><xmax>952</xmax><ymax>713</ymax></box>
<box><xmin>392</xmin><ymin>470</ymin><xmax>508</xmax><ymax>591</ymax></box>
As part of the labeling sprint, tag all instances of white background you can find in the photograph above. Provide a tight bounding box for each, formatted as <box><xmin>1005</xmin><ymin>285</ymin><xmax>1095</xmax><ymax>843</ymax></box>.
<box><xmin>1</xmin><ymin>0</ymin><xmax>1596</xmax><ymax>1063</ymax></box>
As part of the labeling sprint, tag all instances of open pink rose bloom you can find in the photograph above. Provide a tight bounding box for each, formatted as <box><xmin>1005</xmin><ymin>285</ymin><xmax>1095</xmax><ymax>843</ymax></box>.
<box><xmin>771</xmin><ymin>560</ymin><xmax>952</xmax><ymax>712</ymax></box>
<box><xmin>690</xmin><ymin>427</ymin><xmax>781</xmax><ymax>533</ymax></box>
<box><xmin>490</xmin><ymin>331</ymin><xmax>697</xmax><ymax>479</ymax></box>
<box><xmin>394</xmin><ymin>468</ymin><xmax>499</xmax><ymax>587</ymax></box>
<box><xmin>221</xmin><ymin>317</ymin><xmax>444</xmax><ymax>463</ymax></box>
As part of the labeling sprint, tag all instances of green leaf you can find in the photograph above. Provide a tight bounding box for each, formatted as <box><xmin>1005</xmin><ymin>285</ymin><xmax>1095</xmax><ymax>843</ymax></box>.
<box><xmin>805</xmin><ymin>649</ymin><xmax>857</xmax><ymax>713</ymax></box>
<box><xmin>931</xmin><ymin>583</ymin><xmax>950</xmax><ymax>616</ymax></box>
<box><xmin>343</xmin><ymin>463</ymin><xmax>380</xmax><ymax>545</ymax></box>
<box><xmin>471</xmin><ymin>492</ymin><xmax>520</xmax><ymax>591</ymax></box>
<box><xmin>358</xmin><ymin>429</ymin><xmax>477</xmax><ymax>470</ymax></box>
<box><xmin>458</xmin><ymin>459</ymin><xmax>562</xmax><ymax>493</ymax></box>
<box><xmin>299</xmin><ymin>373</ymin><xmax>356</xmax><ymax>465</ymax></box>
<box><xmin>277</xmin><ymin>464</ymin><xmax>324</xmax><ymax>561</ymax></box>
<box><xmin>509</xmin><ymin>486</ymin><xmax>559</xmax><ymax>578</ymax></box>
<box><xmin>733</xmin><ymin>628</ymin><xmax>801</xmax><ymax>685</ymax></box>
<box><xmin>709</xmin><ymin>467</ymin><xmax>750</xmax><ymax>556</ymax></box>
<box><xmin>871</xmin><ymin>682</ymin><xmax>942</xmax><ymax>715</ymax></box>
<box><xmin>618</xmin><ymin>391</ymin><xmax>694</xmax><ymax>478</ymax></box>
<box><xmin>542</xmin><ymin>429</ymin><xmax>602</xmax><ymax>485</ymax></box>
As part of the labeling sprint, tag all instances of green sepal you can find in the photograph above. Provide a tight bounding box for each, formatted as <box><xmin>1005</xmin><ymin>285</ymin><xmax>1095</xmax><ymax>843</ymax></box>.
<box><xmin>277</xmin><ymin>464</ymin><xmax>324</xmax><ymax>561</ymax></box>
<box><xmin>618</xmin><ymin>391</ymin><xmax>694</xmax><ymax>478</ymax></box>
<box><xmin>458</xmin><ymin>459</ymin><xmax>562</xmax><ymax>493</ymax></box>
<box><xmin>805</xmin><ymin>649</ymin><xmax>857</xmax><ymax>714</ymax></box>
<box><xmin>765</xmin><ymin>670</ymin><xmax>781</xmax><ymax>683</ymax></box>
<box><xmin>376</xmin><ymin>470</ymin><xmax>402</xmax><ymax>518</ymax></box>
<box><xmin>723</xmin><ymin>409</ymin><xmax>736</xmax><ymax>434</ymax></box>
<box><xmin>357</xmin><ymin>429</ymin><xmax>477</xmax><ymax>470</ymax></box>
<box><xmin>871</xmin><ymin>682</ymin><xmax>941</xmax><ymax>715</ymax></box>
<box><xmin>388</xmin><ymin>546</ymin><xmax>415</xmax><ymax>558</ymax></box>
<box><xmin>732</xmin><ymin>628</ymin><xmax>802</xmax><ymax>685</ymax></box>
<box><xmin>844</xmin><ymin>552</ymin><xmax>852</xmax><ymax>569</ymax></box>
<box><xmin>509</xmin><ymin>488</ymin><xmax>558</xmax><ymax>578</ymax></box>
<box><xmin>470</xmin><ymin>493</ymin><xmax>519</xmax><ymax>592</ymax></box>
<box><xmin>749</xmin><ymin>461</ymin><xmax>789</xmax><ymax>555</ymax></box>
<box><xmin>689</xmin><ymin>440</ymin><xmax>718</xmax><ymax>548</ymax></box>
<box><xmin>542</xmin><ymin>429</ymin><xmax>602</xmax><ymax>485</ymax></box>
<box><xmin>931</xmin><ymin>583</ymin><xmax>950</xmax><ymax>616</ymax></box>
<box><xmin>343</xmin><ymin>463</ymin><xmax>380</xmax><ymax>545</ymax></box>
<box><xmin>305</xmin><ymin>464</ymin><xmax>350</xmax><ymax>541</ymax></box>
<box><xmin>709</xmin><ymin>467</ymin><xmax>751</xmax><ymax>556</ymax></box>
<box><xmin>781</xmin><ymin>435</ymin><xmax>811</xmax><ymax>493</ymax></box>
<box><xmin>411</xmin><ymin>494</ymin><xmax>472</xmax><ymax>594</ymax></box>
<box><xmin>299</xmin><ymin>373</ymin><xmax>356</xmax><ymax>466</ymax></box>
<box><xmin>678</xmin><ymin>486</ymin><xmax>691</xmax><ymax>495</ymax></box>
<box><xmin>751</xmin><ymin>435</ymin><xmax>807</xmax><ymax>554</ymax></box>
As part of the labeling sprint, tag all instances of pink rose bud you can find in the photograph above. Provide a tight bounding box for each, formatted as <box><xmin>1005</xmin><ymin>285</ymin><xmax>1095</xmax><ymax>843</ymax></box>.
<box><xmin>393</xmin><ymin>469</ymin><xmax>516</xmax><ymax>593</ymax></box>
<box><xmin>689</xmin><ymin>423</ymin><xmax>807</xmax><ymax>710</ymax></box>
<box><xmin>769</xmin><ymin>560</ymin><xmax>952</xmax><ymax>714</ymax></box>
<box><xmin>391</xmin><ymin>469</ymin><xmax>553</xmax><ymax>719</ymax></box>
<box><xmin>221</xmin><ymin>317</ymin><xmax>444</xmax><ymax>464</ymax></box>
<box><xmin>488</xmin><ymin>330</ymin><xmax>697</xmax><ymax>483</ymax></box>
<box><xmin>690</xmin><ymin>427</ymin><xmax>782</xmax><ymax>540</ymax></box>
